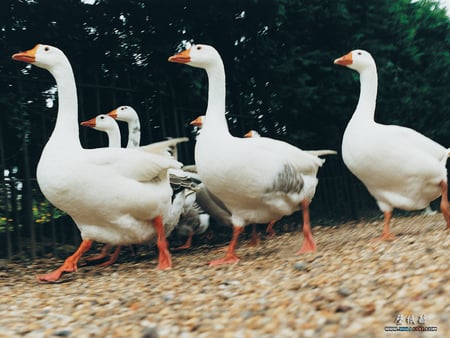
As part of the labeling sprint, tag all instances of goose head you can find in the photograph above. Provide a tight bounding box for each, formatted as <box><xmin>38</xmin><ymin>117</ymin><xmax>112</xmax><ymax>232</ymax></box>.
<box><xmin>107</xmin><ymin>105</ymin><xmax>138</xmax><ymax>123</ymax></box>
<box><xmin>12</xmin><ymin>44</ymin><xmax>70</xmax><ymax>72</ymax></box>
<box><xmin>168</xmin><ymin>44</ymin><xmax>221</xmax><ymax>69</ymax></box>
<box><xmin>244</xmin><ymin>130</ymin><xmax>261</xmax><ymax>138</ymax></box>
<box><xmin>81</xmin><ymin>114</ymin><xmax>117</xmax><ymax>132</ymax></box>
<box><xmin>334</xmin><ymin>49</ymin><xmax>376</xmax><ymax>73</ymax></box>
<box><xmin>190</xmin><ymin>115</ymin><xmax>206</xmax><ymax>127</ymax></box>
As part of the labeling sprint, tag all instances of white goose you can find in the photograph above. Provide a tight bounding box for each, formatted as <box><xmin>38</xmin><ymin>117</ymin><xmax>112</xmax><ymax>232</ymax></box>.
<box><xmin>107</xmin><ymin>104</ymin><xmax>183</xmax><ymax>157</ymax></box>
<box><xmin>242</xmin><ymin>129</ymin><xmax>278</xmax><ymax>239</ymax></box>
<box><xmin>80</xmin><ymin>114</ymin><xmax>128</xmax><ymax>266</ymax></box>
<box><xmin>13</xmin><ymin>44</ymin><xmax>186</xmax><ymax>282</ymax></box>
<box><xmin>241</xmin><ymin>129</ymin><xmax>338</xmax><ymax>238</ymax></box>
<box><xmin>192</xmin><ymin>117</ymin><xmax>276</xmax><ymax>243</ymax></box>
<box><xmin>334</xmin><ymin>49</ymin><xmax>450</xmax><ymax>239</ymax></box>
<box><xmin>107</xmin><ymin>105</ymin><xmax>141</xmax><ymax>148</ymax></box>
<box><xmin>169</xmin><ymin>44</ymin><xmax>335</xmax><ymax>265</ymax></box>
<box><xmin>81</xmin><ymin>109</ymin><xmax>195</xmax><ymax>262</ymax></box>
<box><xmin>81</xmin><ymin>114</ymin><xmax>121</xmax><ymax>148</ymax></box>
<box><xmin>186</xmin><ymin>115</ymin><xmax>234</xmax><ymax>230</ymax></box>
<box><xmin>81</xmin><ymin>108</ymin><xmax>142</xmax><ymax>266</ymax></box>
<box><xmin>244</xmin><ymin>130</ymin><xmax>261</xmax><ymax>138</ymax></box>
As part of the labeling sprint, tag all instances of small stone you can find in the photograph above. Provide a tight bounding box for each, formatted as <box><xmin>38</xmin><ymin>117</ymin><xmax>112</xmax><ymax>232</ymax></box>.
<box><xmin>338</xmin><ymin>287</ymin><xmax>351</xmax><ymax>297</ymax></box>
<box><xmin>141</xmin><ymin>325</ymin><xmax>158</xmax><ymax>338</ymax></box>
<box><xmin>362</xmin><ymin>303</ymin><xmax>376</xmax><ymax>316</ymax></box>
<box><xmin>294</xmin><ymin>262</ymin><xmax>307</xmax><ymax>271</ymax></box>
<box><xmin>336</xmin><ymin>304</ymin><xmax>353</xmax><ymax>312</ymax></box>
<box><xmin>52</xmin><ymin>329</ymin><xmax>71</xmax><ymax>337</ymax></box>
<box><xmin>162</xmin><ymin>292</ymin><xmax>174</xmax><ymax>302</ymax></box>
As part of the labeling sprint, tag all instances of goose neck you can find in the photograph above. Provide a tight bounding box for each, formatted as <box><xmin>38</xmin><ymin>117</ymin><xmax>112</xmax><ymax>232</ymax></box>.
<box><xmin>106</xmin><ymin>128</ymin><xmax>121</xmax><ymax>148</ymax></box>
<box><xmin>49</xmin><ymin>63</ymin><xmax>81</xmax><ymax>148</ymax></box>
<box><xmin>353</xmin><ymin>68</ymin><xmax>378</xmax><ymax>122</ymax></box>
<box><xmin>204</xmin><ymin>63</ymin><xmax>229</xmax><ymax>133</ymax></box>
<box><xmin>126</xmin><ymin>119</ymin><xmax>141</xmax><ymax>148</ymax></box>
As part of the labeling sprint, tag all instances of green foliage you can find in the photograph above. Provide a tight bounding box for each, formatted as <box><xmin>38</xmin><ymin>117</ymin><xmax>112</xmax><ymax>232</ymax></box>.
<box><xmin>32</xmin><ymin>198</ymin><xmax>64</xmax><ymax>224</ymax></box>
<box><xmin>0</xmin><ymin>216</ymin><xmax>14</xmax><ymax>232</ymax></box>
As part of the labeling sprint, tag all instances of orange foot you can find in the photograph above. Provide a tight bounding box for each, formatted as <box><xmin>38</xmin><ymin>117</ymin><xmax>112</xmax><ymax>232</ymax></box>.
<box><xmin>248</xmin><ymin>224</ymin><xmax>260</xmax><ymax>247</ymax></box>
<box><xmin>37</xmin><ymin>262</ymin><xmax>77</xmax><ymax>283</ymax></box>
<box><xmin>96</xmin><ymin>253</ymin><xmax>120</xmax><ymax>267</ymax></box>
<box><xmin>296</xmin><ymin>236</ymin><xmax>317</xmax><ymax>255</ymax></box>
<box><xmin>373</xmin><ymin>232</ymin><xmax>397</xmax><ymax>241</ymax></box>
<box><xmin>172</xmin><ymin>243</ymin><xmax>192</xmax><ymax>251</ymax></box>
<box><xmin>84</xmin><ymin>245</ymin><xmax>121</xmax><ymax>267</ymax></box>
<box><xmin>210</xmin><ymin>246</ymin><xmax>227</xmax><ymax>254</ymax></box>
<box><xmin>157</xmin><ymin>248</ymin><xmax>172</xmax><ymax>270</ymax></box>
<box><xmin>444</xmin><ymin>211</ymin><xmax>450</xmax><ymax>229</ymax></box>
<box><xmin>84</xmin><ymin>253</ymin><xmax>108</xmax><ymax>262</ymax></box>
<box><xmin>265</xmin><ymin>221</ymin><xmax>276</xmax><ymax>239</ymax></box>
<box><xmin>248</xmin><ymin>236</ymin><xmax>260</xmax><ymax>247</ymax></box>
<box><xmin>84</xmin><ymin>244</ymin><xmax>114</xmax><ymax>263</ymax></box>
<box><xmin>266</xmin><ymin>229</ymin><xmax>276</xmax><ymax>239</ymax></box>
<box><xmin>209</xmin><ymin>253</ymin><xmax>240</xmax><ymax>266</ymax></box>
<box><xmin>172</xmin><ymin>235</ymin><xmax>193</xmax><ymax>251</ymax></box>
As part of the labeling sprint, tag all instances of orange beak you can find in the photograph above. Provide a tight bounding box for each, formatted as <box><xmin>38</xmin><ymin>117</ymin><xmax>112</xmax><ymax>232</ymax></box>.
<box><xmin>107</xmin><ymin>108</ymin><xmax>118</xmax><ymax>119</ymax></box>
<box><xmin>80</xmin><ymin>117</ymin><xmax>97</xmax><ymax>128</ymax></box>
<box><xmin>244</xmin><ymin>131</ymin><xmax>253</xmax><ymax>138</ymax></box>
<box><xmin>190</xmin><ymin>116</ymin><xmax>204</xmax><ymax>127</ymax></box>
<box><xmin>12</xmin><ymin>44</ymin><xmax>39</xmax><ymax>64</ymax></box>
<box><xmin>334</xmin><ymin>52</ymin><xmax>353</xmax><ymax>66</ymax></box>
<box><xmin>168</xmin><ymin>49</ymin><xmax>191</xmax><ymax>64</ymax></box>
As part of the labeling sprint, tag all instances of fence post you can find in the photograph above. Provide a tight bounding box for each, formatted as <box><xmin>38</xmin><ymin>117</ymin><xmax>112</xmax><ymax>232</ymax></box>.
<box><xmin>15</xmin><ymin>74</ymin><xmax>36</xmax><ymax>259</ymax></box>
<box><xmin>0</xmin><ymin>124</ymin><xmax>13</xmax><ymax>259</ymax></box>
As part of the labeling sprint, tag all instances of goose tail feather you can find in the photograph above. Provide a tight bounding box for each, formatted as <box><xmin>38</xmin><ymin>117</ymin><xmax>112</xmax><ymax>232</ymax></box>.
<box><xmin>307</xmin><ymin>150</ymin><xmax>338</xmax><ymax>157</ymax></box>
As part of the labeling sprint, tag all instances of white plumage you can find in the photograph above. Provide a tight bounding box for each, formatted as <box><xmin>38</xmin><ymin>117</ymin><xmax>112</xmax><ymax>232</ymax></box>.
<box><xmin>169</xmin><ymin>44</ymin><xmax>335</xmax><ymax>265</ymax></box>
<box><xmin>334</xmin><ymin>49</ymin><xmax>450</xmax><ymax>239</ymax></box>
<box><xmin>107</xmin><ymin>105</ymin><xmax>141</xmax><ymax>148</ymax></box>
<box><xmin>13</xmin><ymin>44</ymin><xmax>185</xmax><ymax>281</ymax></box>
<box><xmin>81</xmin><ymin>114</ymin><xmax>121</xmax><ymax>148</ymax></box>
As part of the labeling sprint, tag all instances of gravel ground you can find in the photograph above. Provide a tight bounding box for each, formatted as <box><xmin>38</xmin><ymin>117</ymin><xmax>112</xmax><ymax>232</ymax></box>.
<box><xmin>0</xmin><ymin>213</ymin><xmax>448</xmax><ymax>338</ymax></box>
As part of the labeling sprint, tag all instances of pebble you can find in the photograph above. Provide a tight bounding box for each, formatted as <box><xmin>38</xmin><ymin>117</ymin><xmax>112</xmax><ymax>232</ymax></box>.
<box><xmin>141</xmin><ymin>325</ymin><xmax>158</xmax><ymax>338</ymax></box>
<box><xmin>52</xmin><ymin>329</ymin><xmax>71</xmax><ymax>337</ymax></box>
<box><xmin>337</xmin><ymin>286</ymin><xmax>351</xmax><ymax>297</ymax></box>
<box><xmin>0</xmin><ymin>214</ymin><xmax>448</xmax><ymax>337</ymax></box>
<box><xmin>293</xmin><ymin>261</ymin><xmax>307</xmax><ymax>271</ymax></box>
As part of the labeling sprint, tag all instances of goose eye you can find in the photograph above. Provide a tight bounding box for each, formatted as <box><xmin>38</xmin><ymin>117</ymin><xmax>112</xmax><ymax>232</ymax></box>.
<box><xmin>196</xmin><ymin>45</ymin><xmax>202</xmax><ymax>50</ymax></box>
<box><xmin>121</xmin><ymin>107</ymin><xmax>125</xmax><ymax>110</ymax></box>
<box><xmin>44</xmin><ymin>46</ymin><xmax>50</xmax><ymax>52</ymax></box>
<box><xmin>100</xmin><ymin>116</ymin><xmax>104</xmax><ymax>119</ymax></box>
<box><xmin>357</xmin><ymin>52</ymin><xmax>362</xmax><ymax>55</ymax></box>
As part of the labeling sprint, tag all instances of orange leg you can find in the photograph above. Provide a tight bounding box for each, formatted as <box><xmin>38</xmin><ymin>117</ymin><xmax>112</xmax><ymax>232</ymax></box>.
<box><xmin>265</xmin><ymin>220</ymin><xmax>276</xmax><ymax>238</ymax></box>
<box><xmin>377</xmin><ymin>211</ymin><xmax>396</xmax><ymax>241</ymax></box>
<box><xmin>153</xmin><ymin>215</ymin><xmax>172</xmax><ymax>270</ymax></box>
<box><xmin>37</xmin><ymin>239</ymin><xmax>93</xmax><ymax>282</ymax></box>
<box><xmin>209</xmin><ymin>226</ymin><xmax>244</xmax><ymax>266</ymax></box>
<box><xmin>440</xmin><ymin>180</ymin><xmax>450</xmax><ymax>229</ymax></box>
<box><xmin>96</xmin><ymin>245</ymin><xmax>122</xmax><ymax>267</ymax></box>
<box><xmin>85</xmin><ymin>243</ymin><xmax>113</xmax><ymax>262</ymax></box>
<box><xmin>173</xmin><ymin>232</ymin><xmax>193</xmax><ymax>251</ymax></box>
<box><xmin>248</xmin><ymin>224</ymin><xmax>260</xmax><ymax>247</ymax></box>
<box><xmin>296</xmin><ymin>200</ymin><xmax>317</xmax><ymax>254</ymax></box>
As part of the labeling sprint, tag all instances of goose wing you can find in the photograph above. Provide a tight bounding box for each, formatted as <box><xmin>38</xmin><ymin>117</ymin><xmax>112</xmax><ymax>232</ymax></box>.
<box><xmin>85</xmin><ymin>147</ymin><xmax>181</xmax><ymax>182</ymax></box>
